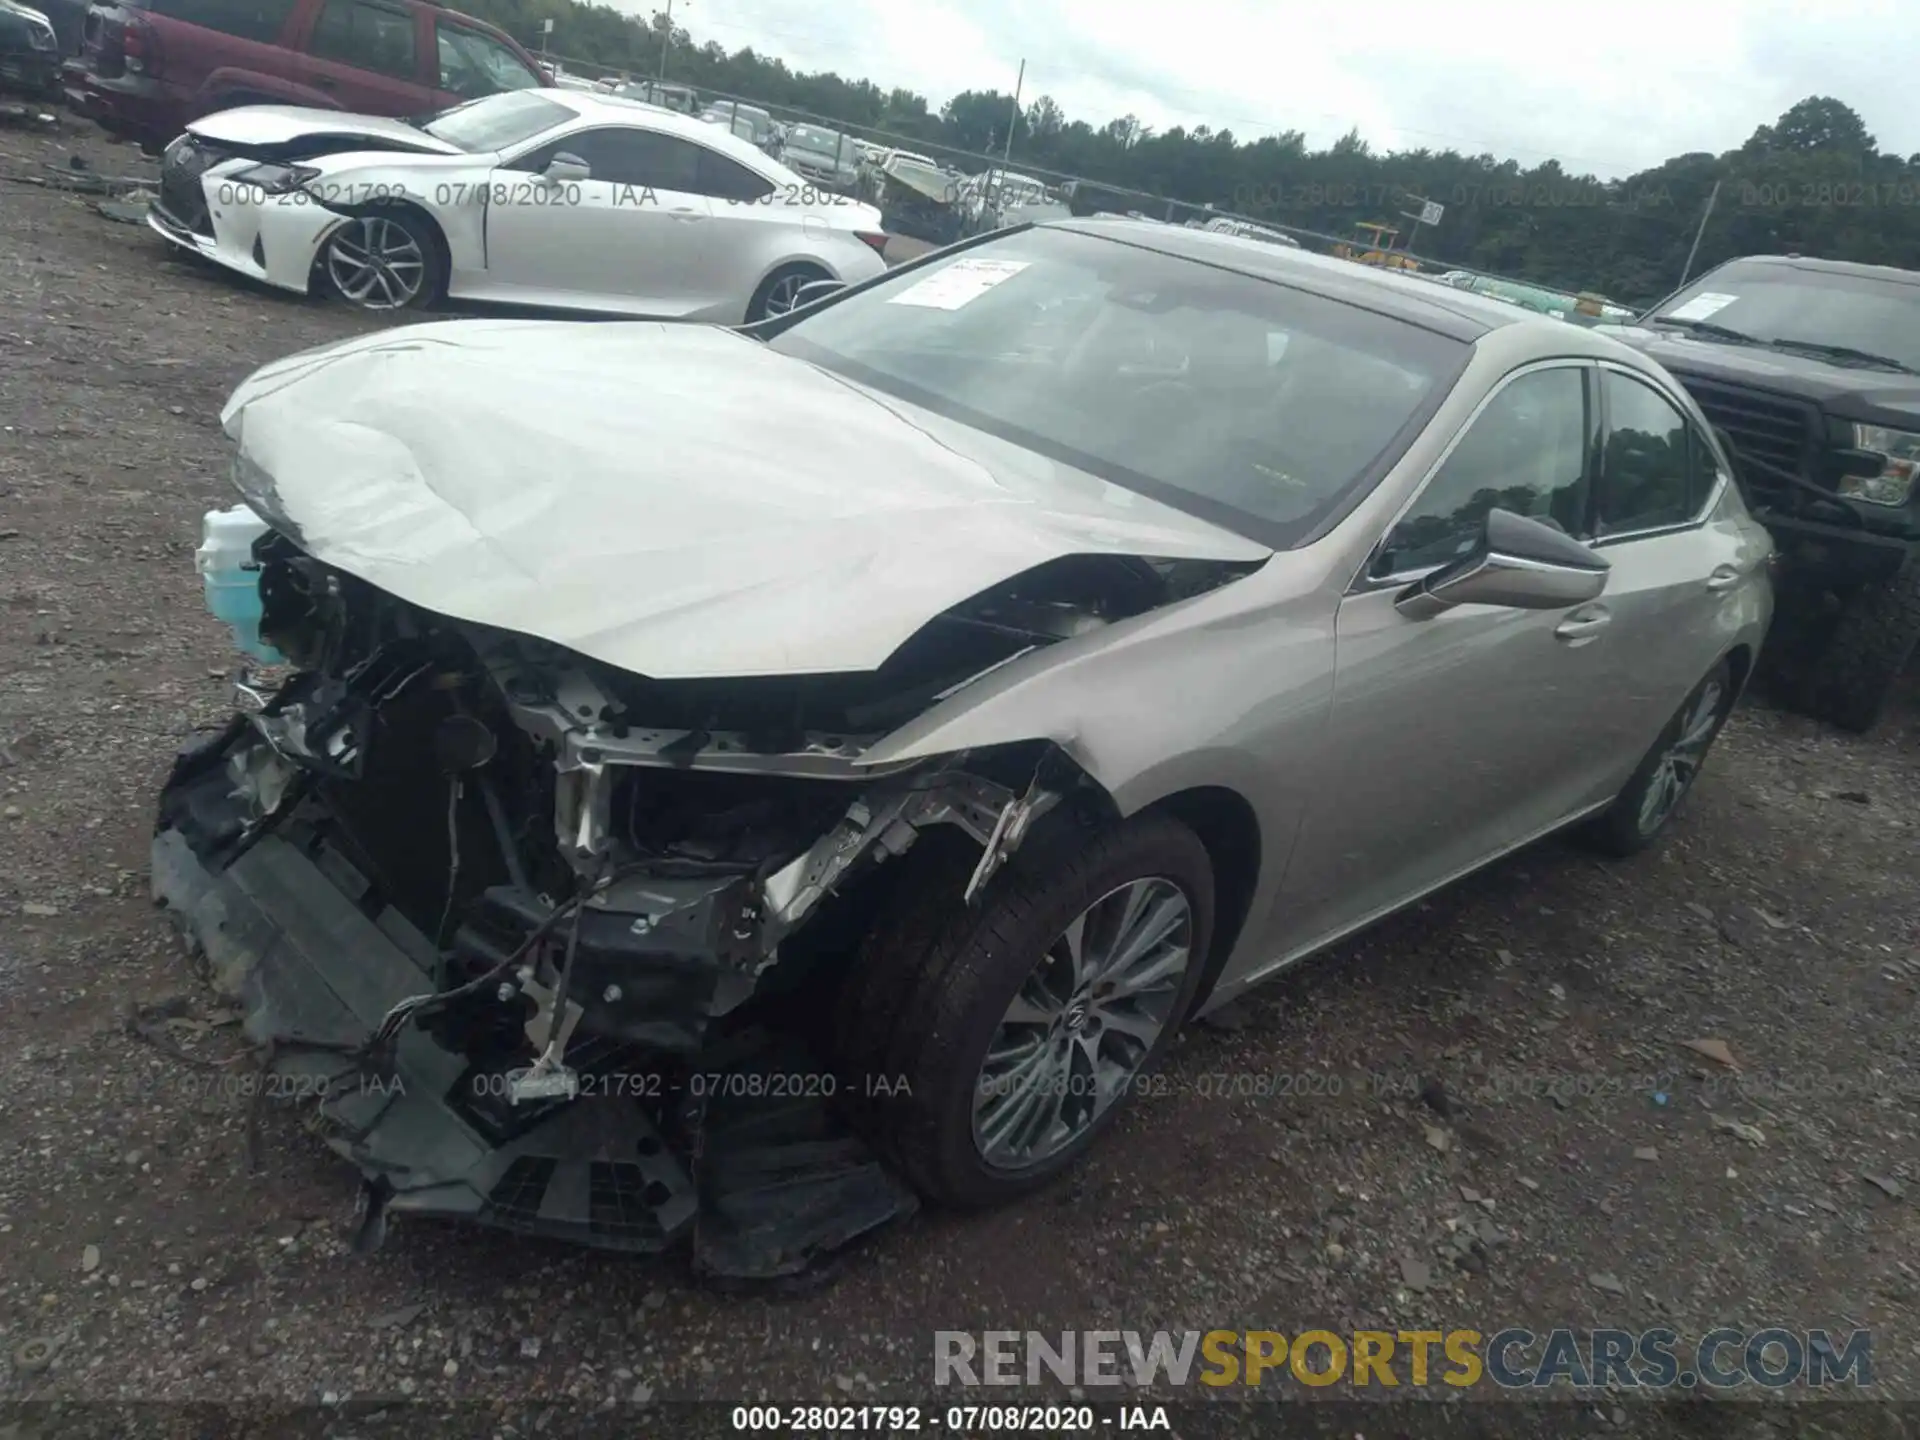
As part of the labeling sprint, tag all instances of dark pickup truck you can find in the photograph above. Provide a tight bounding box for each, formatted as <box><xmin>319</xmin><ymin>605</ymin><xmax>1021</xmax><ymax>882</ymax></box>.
<box><xmin>1603</xmin><ymin>255</ymin><xmax>1920</xmax><ymax>732</ymax></box>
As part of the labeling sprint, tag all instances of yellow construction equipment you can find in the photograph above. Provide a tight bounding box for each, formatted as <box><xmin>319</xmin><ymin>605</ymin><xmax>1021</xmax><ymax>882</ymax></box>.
<box><xmin>1333</xmin><ymin>222</ymin><xmax>1422</xmax><ymax>272</ymax></box>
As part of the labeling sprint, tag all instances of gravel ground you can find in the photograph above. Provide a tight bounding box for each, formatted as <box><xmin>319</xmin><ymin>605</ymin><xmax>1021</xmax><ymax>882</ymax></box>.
<box><xmin>2</xmin><ymin>112</ymin><xmax>1919</xmax><ymax>1433</ymax></box>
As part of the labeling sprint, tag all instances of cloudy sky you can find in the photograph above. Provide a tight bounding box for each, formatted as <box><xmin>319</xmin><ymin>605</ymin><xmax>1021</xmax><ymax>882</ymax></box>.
<box><xmin>639</xmin><ymin>0</ymin><xmax>1918</xmax><ymax>178</ymax></box>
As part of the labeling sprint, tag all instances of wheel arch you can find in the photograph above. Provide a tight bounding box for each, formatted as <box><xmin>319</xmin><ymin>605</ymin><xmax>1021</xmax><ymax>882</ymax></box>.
<box><xmin>313</xmin><ymin>198</ymin><xmax>451</xmax><ymax>305</ymax></box>
<box><xmin>1138</xmin><ymin>785</ymin><xmax>1263</xmax><ymax>1011</ymax></box>
<box><xmin>747</xmin><ymin>256</ymin><xmax>836</xmax><ymax>320</ymax></box>
<box><xmin>1724</xmin><ymin>640</ymin><xmax>1755</xmax><ymax>703</ymax></box>
<box><xmin>973</xmin><ymin>741</ymin><xmax>1277</xmax><ymax>1015</ymax></box>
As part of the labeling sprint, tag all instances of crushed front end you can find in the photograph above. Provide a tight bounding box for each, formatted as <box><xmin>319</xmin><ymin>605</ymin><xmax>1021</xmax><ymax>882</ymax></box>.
<box><xmin>155</xmin><ymin>520</ymin><xmax>1081</xmax><ymax>1278</ymax></box>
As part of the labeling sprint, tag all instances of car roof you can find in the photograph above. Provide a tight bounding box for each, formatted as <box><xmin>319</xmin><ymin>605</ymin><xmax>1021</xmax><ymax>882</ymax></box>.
<box><xmin>1700</xmin><ymin>253</ymin><xmax>1920</xmax><ymax>286</ymax></box>
<box><xmin>1044</xmin><ymin>217</ymin><xmax>1645</xmax><ymax>351</ymax></box>
<box><xmin>541</xmin><ymin>91</ymin><xmax>779</xmax><ymax>171</ymax></box>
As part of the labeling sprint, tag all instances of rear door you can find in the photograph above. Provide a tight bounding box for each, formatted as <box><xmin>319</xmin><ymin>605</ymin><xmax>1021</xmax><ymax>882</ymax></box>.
<box><xmin>1578</xmin><ymin>364</ymin><xmax>1761</xmax><ymax>777</ymax></box>
<box><xmin>292</xmin><ymin>0</ymin><xmax>426</xmax><ymax>115</ymax></box>
<box><xmin>484</xmin><ymin>124</ymin><xmax>717</xmax><ymax>314</ymax></box>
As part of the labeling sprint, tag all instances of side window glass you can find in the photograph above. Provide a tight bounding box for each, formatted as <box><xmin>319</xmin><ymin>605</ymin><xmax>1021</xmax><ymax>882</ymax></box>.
<box><xmin>504</xmin><ymin>138</ymin><xmax>564</xmax><ymax>174</ymax></box>
<box><xmin>308</xmin><ymin>0</ymin><xmax>416</xmax><ymax>79</ymax></box>
<box><xmin>1691</xmin><ymin>428</ymin><xmax>1725</xmax><ymax>511</ymax></box>
<box><xmin>151</xmin><ymin>0</ymin><xmax>295</xmax><ymax>43</ymax></box>
<box><xmin>436</xmin><ymin>25</ymin><xmax>537</xmax><ymax>97</ymax></box>
<box><xmin>693</xmin><ymin>147</ymin><xmax>774</xmax><ymax>202</ymax></box>
<box><xmin>1374</xmin><ymin>366</ymin><xmax>1590</xmax><ymax>577</ymax></box>
<box><xmin>549</xmin><ymin>129</ymin><xmax>701</xmax><ymax>189</ymax></box>
<box><xmin>1597</xmin><ymin>372</ymin><xmax>1700</xmax><ymax>535</ymax></box>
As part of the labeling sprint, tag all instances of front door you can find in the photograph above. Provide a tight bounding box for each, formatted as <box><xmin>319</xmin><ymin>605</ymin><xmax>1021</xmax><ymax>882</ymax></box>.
<box><xmin>1276</xmin><ymin>361</ymin><xmax>1624</xmax><ymax>953</ymax></box>
<box><xmin>484</xmin><ymin>125</ymin><xmax>716</xmax><ymax>315</ymax></box>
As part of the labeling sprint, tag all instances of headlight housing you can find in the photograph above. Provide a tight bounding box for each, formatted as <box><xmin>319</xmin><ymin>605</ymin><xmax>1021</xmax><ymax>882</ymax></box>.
<box><xmin>227</xmin><ymin>162</ymin><xmax>322</xmax><ymax>195</ymax></box>
<box><xmin>1840</xmin><ymin>423</ymin><xmax>1920</xmax><ymax>506</ymax></box>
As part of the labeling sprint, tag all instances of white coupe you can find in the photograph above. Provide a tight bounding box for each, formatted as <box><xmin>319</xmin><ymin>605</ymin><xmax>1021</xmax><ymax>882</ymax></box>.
<box><xmin>148</xmin><ymin>90</ymin><xmax>891</xmax><ymax>319</ymax></box>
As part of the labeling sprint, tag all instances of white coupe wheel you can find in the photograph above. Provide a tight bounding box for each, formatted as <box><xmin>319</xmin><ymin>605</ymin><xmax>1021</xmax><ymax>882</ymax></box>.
<box><xmin>323</xmin><ymin>211</ymin><xmax>443</xmax><ymax>312</ymax></box>
<box><xmin>750</xmin><ymin>264</ymin><xmax>829</xmax><ymax>321</ymax></box>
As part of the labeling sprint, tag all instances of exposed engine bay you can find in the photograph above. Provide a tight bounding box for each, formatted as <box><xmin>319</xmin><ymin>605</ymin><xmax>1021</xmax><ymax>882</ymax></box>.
<box><xmin>154</xmin><ymin>521</ymin><xmax>1254</xmax><ymax>1277</ymax></box>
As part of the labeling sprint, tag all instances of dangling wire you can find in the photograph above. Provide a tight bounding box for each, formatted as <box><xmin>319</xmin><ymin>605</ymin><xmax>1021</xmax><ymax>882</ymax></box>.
<box><xmin>432</xmin><ymin>773</ymin><xmax>463</xmax><ymax>955</ymax></box>
<box><xmin>525</xmin><ymin>854</ymin><xmax>605</xmax><ymax>1078</ymax></box>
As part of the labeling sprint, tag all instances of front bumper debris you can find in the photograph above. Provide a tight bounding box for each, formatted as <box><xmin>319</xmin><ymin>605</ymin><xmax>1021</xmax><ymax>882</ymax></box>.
<box><xmin>152</xmin><ymin>718</ymin><xmax>920</xmax><ymax>1279</ymax></box>
<box><xmin>146</xmin><ymin>490</ymin><xmax>1131</xmax><ymax>1275</ymax></box>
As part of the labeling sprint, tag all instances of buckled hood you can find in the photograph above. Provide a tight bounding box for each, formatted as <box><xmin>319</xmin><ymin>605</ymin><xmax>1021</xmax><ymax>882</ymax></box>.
<box><xmin>221</xmin><ymin>318</ymin><xmax>1271</xmax><ymax>680</ymax></box>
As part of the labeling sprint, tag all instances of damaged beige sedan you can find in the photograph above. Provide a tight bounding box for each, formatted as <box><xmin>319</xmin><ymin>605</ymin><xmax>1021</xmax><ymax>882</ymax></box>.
<box><xmin>157</xmin><ymin>220</ymin><xmax>1774</xmax><ymax>1278</ymax></box>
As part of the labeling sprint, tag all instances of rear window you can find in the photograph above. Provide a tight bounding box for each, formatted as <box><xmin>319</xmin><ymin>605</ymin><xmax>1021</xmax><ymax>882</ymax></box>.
<box><xmin>141</xmin><ymin>0</ymin><xmax>293</xmax><ymax>43</ymax></box>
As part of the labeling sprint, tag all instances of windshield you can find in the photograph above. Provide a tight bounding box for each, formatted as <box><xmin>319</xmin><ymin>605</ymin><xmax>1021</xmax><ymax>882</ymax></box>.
<box><xmin>1652</xmin><ymin>261</ymin><xmax>1920</xmax><ymax>372</ymax></box>
<box><xmin>790</xmin><ymin>125</ymin><xmax>841</xmax><ymax>150</ymax></box>
<box><xmin>424</xmin><ymin>91</ymin><xmax>571</xmax><ymax>152</ymax></box>
<box><xmin>768</xmin><ymin>227</ymin><xmax>1468</xmax><ymax>547</ymax></box>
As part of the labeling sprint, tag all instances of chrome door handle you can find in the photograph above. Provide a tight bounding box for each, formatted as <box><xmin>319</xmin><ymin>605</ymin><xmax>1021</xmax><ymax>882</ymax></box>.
<box><xmin>1705</xmin><ymin>564</ymin><xmax>1742</xmax><ymax>592</ymax></box>
<box><xmin>1554</xmin><ymin>607</ymin><xmax>1612</xmax><ymax>643</ymax></box>
<box><xmin>668</xmin><ymin>207</ymin><xmax>705</xmax><ymax>221</ymax></box>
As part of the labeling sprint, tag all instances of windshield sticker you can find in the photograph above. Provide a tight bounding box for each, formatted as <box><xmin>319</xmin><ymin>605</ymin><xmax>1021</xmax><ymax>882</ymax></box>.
<box><xmin>888</xmin><ymin>258</ymin><xmax>1030</xmax><ymax>310</ymax></box>
<box><xmin>1666</xmin><ymin>291</ymin><xmax>1739</xmax><ymax>322</ymax></box>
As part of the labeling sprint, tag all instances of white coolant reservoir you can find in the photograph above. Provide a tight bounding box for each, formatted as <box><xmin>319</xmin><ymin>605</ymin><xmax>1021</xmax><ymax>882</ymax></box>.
<box><xmin>195</xmin><ymin>504</ymin><xmax>283</xmax><ymax>663</ymax></box>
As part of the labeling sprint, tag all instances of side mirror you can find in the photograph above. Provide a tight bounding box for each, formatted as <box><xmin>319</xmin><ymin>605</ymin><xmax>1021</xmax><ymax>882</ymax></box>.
<box><xmin>791</xmin><ymin>277</ymin><xmax>845</xmax><ymax>308</ymax></box>
<box><xmin>1395</xmin><ymin>508</ymin><xmax>1609</xmax><ymax>620</ymax></box>
<box><xmin>543</xmin><ymin>153</ymin><xmax>590</xmax><ymax>184</ymax></box>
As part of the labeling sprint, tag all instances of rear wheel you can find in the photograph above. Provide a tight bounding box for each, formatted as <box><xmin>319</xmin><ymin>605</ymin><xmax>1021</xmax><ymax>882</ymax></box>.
<box><xmin>1807</xmin><ymin>562</ymin><xmax>1920</xmax><ymax>733</ymax></box>
<box><xmin>833</xmin><ymin>814</ymin><xmax>1214</xmax><ymax>1208</ymax></box>
<box><xmin>321</xmin><ymin>208</ymin><xmax>444</xmax><ymax>312</ymax></box>
<box><xmin>1581</xmin><ymin>658</ymin><xmax>1735</xmax><ymax>858</ymax></box>
<box><xmin>747</xmin><ymin>263</ymin><xmax>829</xmax><ymax>322</ymax></box>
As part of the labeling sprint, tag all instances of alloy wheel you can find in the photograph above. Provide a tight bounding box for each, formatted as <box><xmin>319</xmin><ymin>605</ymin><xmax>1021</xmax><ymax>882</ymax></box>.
<box><xmin>761</xmin><ymin>271</ymin><xmax>815</xmax><ymax>317</ymax></box>
<box><xmin>971</xmin><ymin>877</ymin><xmax>1194</xmax><ymax>1170</ymax></box>
<box><xmin>1636</xmin><ymin>675</ymin><xmax>1726</xmax><ymax>835</ymax></box>
<box><xmin>325</xmin><ymin>216</ymin><xmax>426</xmax><ymax>311</ymax></box>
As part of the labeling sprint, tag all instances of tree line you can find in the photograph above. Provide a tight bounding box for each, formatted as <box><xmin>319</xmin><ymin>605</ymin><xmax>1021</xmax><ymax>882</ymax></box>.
<box><xmin>471</xmin><ymin>0</ymin><xmax>1918</xmax><ymax>307</ymax></box>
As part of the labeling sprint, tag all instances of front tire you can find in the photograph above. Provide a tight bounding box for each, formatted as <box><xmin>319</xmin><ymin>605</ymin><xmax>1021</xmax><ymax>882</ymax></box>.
<box><xmin>1807</xmin><ymin>562</ymin><xmax>1920</xmax><ymax>734</ymax></box>
<box><xmin>321</xmin><ymin>207</ymin><xmax>444</xmax><ymax>312</ymax></box>
<box><xmin>833</xmin><ymin>814</ymin><xmax>1214</xmax><ymax>1209</ymax></box>
<box><xmin>1581</xmin><ymin>657</ymin><xmax>1735</xmax><ymax>858</ymax></box>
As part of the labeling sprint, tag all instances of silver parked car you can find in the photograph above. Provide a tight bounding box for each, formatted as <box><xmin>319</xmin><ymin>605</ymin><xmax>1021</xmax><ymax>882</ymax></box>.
<box><xmin>781</xmin><ymin>121</ymin><xmax>860</xmax><ymax>190</ymax></box>
<box><xmin>156</xmin><ymin>220</ymin><xmax>1772</xmax><ymax>1272</ymax></box>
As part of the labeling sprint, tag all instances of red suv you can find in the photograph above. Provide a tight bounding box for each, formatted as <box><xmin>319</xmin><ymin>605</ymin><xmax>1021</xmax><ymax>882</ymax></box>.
<box><xmin>65</xmin><ymin>0</ymin><xmax>547</xmax><ymax>152</ymax></box>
